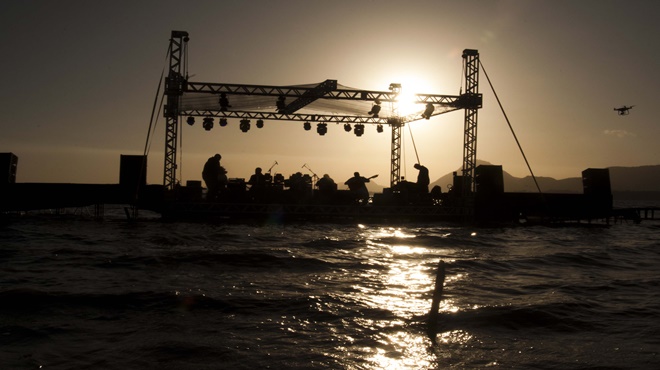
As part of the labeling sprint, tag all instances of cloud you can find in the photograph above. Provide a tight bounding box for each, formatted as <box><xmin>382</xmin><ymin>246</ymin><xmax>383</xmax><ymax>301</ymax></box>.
<box><xmin>603</xmin><ymin>129</ymin><xmax>636</xmax><ymax>138</ymax></box>
<box><xmin>480</xmin><ymin>30</ymin><xmax>497</xmax><ymax>44</ymax></box>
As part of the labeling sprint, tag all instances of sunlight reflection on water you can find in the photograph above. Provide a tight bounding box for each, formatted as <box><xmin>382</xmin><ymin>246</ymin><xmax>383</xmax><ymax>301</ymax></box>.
<box><xmin>331</xmin><ymin>225</ymin><xmax>470</xmax><ymax>369</ymax></box>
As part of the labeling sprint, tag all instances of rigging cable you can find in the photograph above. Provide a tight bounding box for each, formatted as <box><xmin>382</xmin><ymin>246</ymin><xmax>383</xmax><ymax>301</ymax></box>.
<box><xmin>143</xmin><ymin>44</ymin><xmax>171</xmax><ymax>157</ymax></box>
<box><xmin>479</xmin><ymin>60</ymin><xmax>543</xmax><ymax>195</ymax></box>
<box><xmin>133</xmin><ymin>43</ymin><xmax>170</xmax><ymax>205</ymax></box>
<box><xmin>407</xmin><ymin>123</ymin><xmax>421</xmax><ymax>164</ymax></box>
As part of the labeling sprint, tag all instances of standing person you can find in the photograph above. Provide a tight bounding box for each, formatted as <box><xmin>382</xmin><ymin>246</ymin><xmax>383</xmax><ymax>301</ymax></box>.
<box><xmin>344</xmin><ymin>172</ymin><xmax>376</xmax><ymax>204</ymax></box>
<box><xmin>247</xmin><ymin>167</ymin><xmax>267</xmax><ymax>202</ymax></box>
<box><xmin>247</xmin><ymin>167</ymin><xmax>266</xmax><ymax>190</ymax></box>
<box><xmin>316</xmin><ymin>174</ymin><xmax>337</xmax><ymax>203</ymax></box>
<box><xmin>414</xmin><ymin>163</ymin><xmax>430</xmax><ymax>194</ymax></box>
<box><xmin>202</xmin><ymin>154</ymin><xmax>222</xmax><ymax>201</ymax></box>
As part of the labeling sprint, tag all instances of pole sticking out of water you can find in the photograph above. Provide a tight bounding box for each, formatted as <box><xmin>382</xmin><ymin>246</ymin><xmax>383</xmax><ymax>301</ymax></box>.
<box><xmin>428</xmin><ymin>260</ymin><xmax>446</xmax><ymax>340</ymax></box>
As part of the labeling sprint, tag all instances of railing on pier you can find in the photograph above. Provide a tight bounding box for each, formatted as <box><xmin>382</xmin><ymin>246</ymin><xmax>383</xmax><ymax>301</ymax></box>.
<box><xmin>611</xmin><ymin>207</ymin><xmax>659</xmax><ymax>223</ymax></box>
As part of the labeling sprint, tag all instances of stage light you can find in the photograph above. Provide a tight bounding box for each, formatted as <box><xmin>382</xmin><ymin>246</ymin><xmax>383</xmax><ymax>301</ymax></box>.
<box><xmin>239</xmin><ymin>119</ymin><xmax>250</xmax><ymax>132</ymax></box>
<box><xmin>317</xmin><ymin>123</ymin><xmax>327</xmax><ymax>136</ymax></box>
<box><xmin>421</xmin><ymin>103</ymin><xmax>435</xmax><ymax>119</ymax></box>
<box><xmin>368</xmin><ymin>98</ymin><xmax>382</xmax><ymax>118</ymax></box>
<box><xmin>376</xmin><ymin>124</ymin><xmax>383</xmax><ymax>133</ymax></box>
<box><xmin>202</xmin><ymin>117</ymin><xmax>214</xmax><ymax>131</ymax></box>
<box><xmin>354</xmin><ymin>124</ymin><xmax>364</xmax><ymax>137</ymax></box>
<box><xmin>303</xmin><ymin>121</ymin><xmax>311</xmax><ymax>131</ymax></box>
<box><xmin>186</xmin><ymin>117</ymin><xmax>195</xmax><ymax>126</ymax></box>
<box><xmin>256</xmin><ymin>119</ymin><xmax>264</xmax><ymax>128</ymax></box>
<box><xmin>219</xmin><ymin>118</ymin><xmax>228</xmax><ymax>127</ymax></box>
<box><xmin>344</xmin><ymin>123</ymin><xmax>352</xmax><ymax>132</ymax></box>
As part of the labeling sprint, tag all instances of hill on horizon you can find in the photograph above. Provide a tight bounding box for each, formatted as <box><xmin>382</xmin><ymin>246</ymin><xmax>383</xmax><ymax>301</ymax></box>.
<box><xmin>365</xmin><ymin>161</ymin><xmax>660</xmax><ymax>194</ymax></box>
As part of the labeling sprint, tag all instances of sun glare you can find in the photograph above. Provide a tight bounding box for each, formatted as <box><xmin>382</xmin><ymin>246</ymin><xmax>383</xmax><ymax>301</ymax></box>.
<box><xmin>392</xmin><ymin>77</ymin><xmax>434</xmax><ymax>116</ymax></box>
<box><xmin>396</xmin><ymin>90</ymin><xmax>422</xmax><ymax>116</ymax></box>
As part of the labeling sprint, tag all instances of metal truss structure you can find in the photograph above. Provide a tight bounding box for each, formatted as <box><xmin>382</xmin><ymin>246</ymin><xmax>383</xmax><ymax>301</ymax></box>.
<box><xmin>163</xmin><ymin>31</ymin><xmax>189</xmax><ymax>190</ymax></box>
<box><xmin>163</xmin><ymin>31</ymin><xmax>481</xmax><ymax>194</ymax></box>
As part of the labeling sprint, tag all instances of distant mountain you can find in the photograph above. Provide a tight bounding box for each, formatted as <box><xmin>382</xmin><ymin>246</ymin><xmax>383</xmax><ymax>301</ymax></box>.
<box><xmin>365</xmin><ymin>162</ymin><xmax>660</xmax><ymax>197</ymax></box>
<box><xmin>365</xmin><ymin>179</ymin><xmax>386</xmax><ymax>194</ymax></box>
<box><xmin>609</xmin><ymin>165</ymin><xmax>660</xmax><ymax>191</ymax></box>
<box><xmin>428</xmin><ymin>162</ymin><xmax>660</xmax><ymax>193</ymax></box>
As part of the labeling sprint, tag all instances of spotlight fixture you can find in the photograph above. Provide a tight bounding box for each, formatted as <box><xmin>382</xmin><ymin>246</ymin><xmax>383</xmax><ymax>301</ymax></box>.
<box><xmin>186</xmin><ymin>117</ymin><xmax>195</xmax><ymax>126</ymax></box>
<box><xmin>303</xmin><ymin>121</ymin><xmax>311</xmax><ymax>131</ymax></box>
<box><xmin>343</xmin><ymin>123</ymin><xmax>352</xmax><ymax>132</ymax></box>
<box><xmin>219</xmin><ymin>118</ymin><xmax>228</xmax><ymax>127</ymax></box>
<box><xmin>354</xmin><ymin>124</ymin><xmax>365</xmax><ymax>137</ymax></box>
<box><xmin>376</xmin><ymin>124</ymin><xmax>384</xmax><ymax>133</ymax></box>
<box><xmin>316</xmin><ymin>123</ymin><xmax>327</xmax><ymax>136</ymax></box>
<box><xmin>239</xmin><ymin>118</ymin><xmax>250</xmax><ymax>133</ymax></box>
<box><xmin>368</xmin><ymin>99</ymin><xmax>382</xmax><ymax>118</ymax></box>
<box><xmin>421</xmin><ymin>103</ymin><xmax>435</xmax><ymax>119</ymax></box>
<box><xmin>256</xmin><ymin>119</ymin><xmax>264</xmax><ymax>128</ymax></box>
<box><xmin>202</xmin><ymin>117</ymin><xmax>214</xmax><ymax>131</ymax></box>
<box><xmin>389</xmin><ymin>83</ymin><xmax>401</xmax><ymax>92</ymax></box>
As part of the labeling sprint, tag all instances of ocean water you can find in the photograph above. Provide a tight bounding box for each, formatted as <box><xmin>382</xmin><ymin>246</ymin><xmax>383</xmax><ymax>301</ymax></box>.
<box><xmin>1</xmin><ymin>205</ymin><xmax>659</xmax><ymax>369</ymax></box>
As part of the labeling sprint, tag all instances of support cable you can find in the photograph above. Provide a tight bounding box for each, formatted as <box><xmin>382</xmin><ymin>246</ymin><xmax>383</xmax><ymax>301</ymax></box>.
<box><xmin>147</xmin><ymin>94</ymin><xmax>166</xmax><ymax>154</ymax></box>
<box><xmin>136</xmin><ymin>44</ymin><xmax>170</xmax><ymax>207</ymax></box>
<box><xmin>144</xmin><ymin>44</ymin><xmax>171</xmax><ymax>156</ymax></box>
<box><xmin>401</xmin><ymin>127</ymin><xmax>407</xmax><ymax>181</ymax></box>
<box><xmin>408</xmin><ymin>123</ymin><xmax>421</xmax><ymax>164</ymax></box>
<box><xmin>479</xmin><ymin>60</ymin><xmax>543</xmax><ymax>195</ymax></box>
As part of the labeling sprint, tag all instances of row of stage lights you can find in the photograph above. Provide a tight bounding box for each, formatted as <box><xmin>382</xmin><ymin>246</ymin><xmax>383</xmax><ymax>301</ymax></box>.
<box><xmin>187</xmin><ymin>116</ymin><xmax>385</xmax><ymax>136</ymax></box>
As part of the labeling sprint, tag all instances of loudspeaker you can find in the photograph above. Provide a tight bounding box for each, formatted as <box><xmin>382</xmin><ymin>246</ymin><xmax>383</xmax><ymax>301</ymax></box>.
<box><xmin>0</xmin><ymin>152</ymin><xmax>18</xmax><ymax>184</ymax></box>
<box><xmin>582</xmin><ymin>168</ymin><xmax>611</xmax><ymax>195</ymax></box>
<box><xmin>475</xmin><ymin>165</ymin><xmax>504</xmax><ymax>194</ymax></box>
<box><xmin>119</xmin><ymin>155</ymin><xmax>147</xmax><ymax>190</ymax></box>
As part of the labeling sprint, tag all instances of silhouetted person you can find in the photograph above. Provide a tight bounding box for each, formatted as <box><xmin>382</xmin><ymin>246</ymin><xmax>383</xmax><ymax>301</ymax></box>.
<box><xmin>316</xmin><ymin>174</ymin><xmax>337</xmax><ymax>194</ymax></box>
<box><xmin>276</xmin><ymin>95</ymin><xmax>286</xmax><ymax>112</ymax></box>
<box><xmin>368</xmin><ymin>99</ymin><xmax>382</xmax><ymax>118</ymax></box>
<box><xmin>248</xmin><ymin>167</ymin><xmax>266</xmax><ymax>189</ymax></box>
<box><xmin>421</xmin><ymin>103</ymin><xmax>435</xmax><ymax>119</ymax></box>
<box><xmin>219</xmin><ymin>93</ymin><xmax>231</xmax><ymax>111</ymax></box>
<box><xmin>288</xmin><ymin>172</ymin><xmax>305</xmax><ymax>192</ymax></box>
<box><xmin>414</xmin><ymin>163</ymin><xmax>430</xmax><ymax>193</ymax></box>
<box><xmin>248</xmin><ymin>167</ymin><xmax>267</xmax><ymax>201</ymax></box>
<box><xmin>286</xmin><ymin>172</ymin><xmax>309</xmax><ymax>203</ymax></box>
<box><xmin>430</xmin><ymin>185</ymin><xmax>443</xmax><ymax>203</ymax></box>
<box><xmin>345</xmin><ymin>172</ymin><xmax>372</xmax><ymax>203</ymax></box>
<box><xmin>202</xmin><ymin>154</ymin><xmax>222</xmax><ymax>200</ymax></box>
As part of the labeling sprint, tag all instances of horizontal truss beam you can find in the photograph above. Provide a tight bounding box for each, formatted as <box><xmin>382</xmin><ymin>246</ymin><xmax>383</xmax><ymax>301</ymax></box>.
<box><xmin>185</xmin><ymin>81</ymin><xmax>465</xmax><ymax>106</ymax></box>
<box><xmin>180</xmin><ymin>106</ymin><xmax>462</xmax><ymax>124</ymax></box>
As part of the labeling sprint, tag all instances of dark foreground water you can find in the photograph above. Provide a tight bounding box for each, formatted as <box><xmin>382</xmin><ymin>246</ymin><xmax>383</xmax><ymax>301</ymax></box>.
<box><xmin>1</xmin><ymin>205</ymin><xmax>659</xmax><ymax>369</ymax></box>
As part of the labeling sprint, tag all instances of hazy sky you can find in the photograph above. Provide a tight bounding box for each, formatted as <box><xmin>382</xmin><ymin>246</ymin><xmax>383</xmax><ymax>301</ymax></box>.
<box><xmin>1</xmin><ymin>0</ymin><xmax>658</xmax><ymax>187</ymax></box>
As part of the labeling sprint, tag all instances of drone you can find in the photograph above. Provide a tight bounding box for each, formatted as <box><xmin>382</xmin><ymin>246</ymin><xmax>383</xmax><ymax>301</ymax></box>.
<box><xmin>614</xmin><ymin>105</ymin><xmax>635</xmax><ymax>116</ymax></box>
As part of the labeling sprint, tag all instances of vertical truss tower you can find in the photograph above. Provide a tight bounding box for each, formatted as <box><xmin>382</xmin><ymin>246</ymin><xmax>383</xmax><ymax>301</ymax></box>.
<box><xmin>461</xmin><ymin>49</ymin><xmax>481</xmax><ymax>197</ymax></box>
<box><xmin>163</xmin><ymin>31</ymin><xmax>189</xmax><ymax>190</ymax></box>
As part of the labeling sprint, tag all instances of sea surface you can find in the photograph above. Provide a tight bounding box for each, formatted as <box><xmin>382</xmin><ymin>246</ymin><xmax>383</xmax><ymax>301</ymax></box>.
<box><xmin>1</xmin><ymin>202</ymin><xmax>659</xmax><ymax>369</ymax></box>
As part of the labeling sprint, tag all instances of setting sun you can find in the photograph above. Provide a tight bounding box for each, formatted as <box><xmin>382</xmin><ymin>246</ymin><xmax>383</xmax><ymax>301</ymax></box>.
<box><xmin>392</xmin><ymin>77</ymin><xmax>435</xmax><ymax>116</ymax></box>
